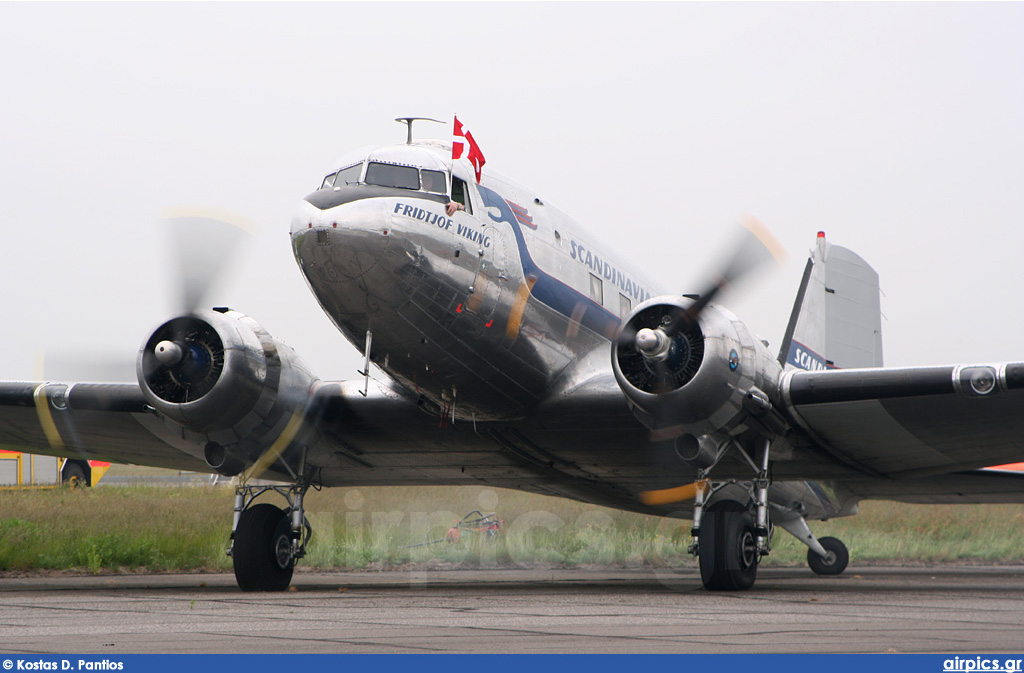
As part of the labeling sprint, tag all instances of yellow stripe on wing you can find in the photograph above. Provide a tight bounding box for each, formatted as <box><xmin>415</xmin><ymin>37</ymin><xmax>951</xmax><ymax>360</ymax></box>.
<box><xmin>33</xmin><ymin>385</ymin><xmax>65</xmax><ymax>450</ymax></box>
<box><xmin>243</xmin><ymin>409</ymin><xmax>305</xmax><ymax>481</ymax></box>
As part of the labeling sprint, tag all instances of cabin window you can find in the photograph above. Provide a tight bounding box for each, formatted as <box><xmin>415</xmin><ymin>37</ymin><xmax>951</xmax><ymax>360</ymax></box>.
<box><xmin>619</xmin><ymin>294</ymin><xmax>631</xmax><ymax>318</ymax></box>
<box><xmin>589</xmin><ymin>274</ymin><xmax>604</xmax><ymax>305</ymax></box>
<box><xmin>421</xmin><ymin>170</ymin><xmax>447</xmax><ymax>194</ymax></box>
<box><xmin>365</xmin><ymin>162</ymin><xmax>419</xmax><ymax>190</ymax></box>
<box><xmin>451</xmin><ymin>177</ymin><xmax>473</xmax><ymax>215</ymax></box>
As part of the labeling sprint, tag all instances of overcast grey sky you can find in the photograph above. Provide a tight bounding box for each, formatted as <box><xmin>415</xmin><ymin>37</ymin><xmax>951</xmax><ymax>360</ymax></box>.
<box><xmin>2</xmin><ymin>2</ymin><xmax>1022</xmax><ymax>383</ymax></box>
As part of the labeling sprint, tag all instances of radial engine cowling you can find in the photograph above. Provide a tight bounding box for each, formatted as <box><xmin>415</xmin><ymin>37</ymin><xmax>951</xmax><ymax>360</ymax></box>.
<box><xmin>137</xmin><ymin>308</ymin><xmax>318</xmax><ymax>476</ymax></box>
<box><xmin>611</xmin><ymin>297</ymin><xmax>782</xmax><ymax>440</ymax></box>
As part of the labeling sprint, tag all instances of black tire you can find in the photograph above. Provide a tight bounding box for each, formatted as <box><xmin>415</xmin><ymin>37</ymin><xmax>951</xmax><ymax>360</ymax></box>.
<box><xmin>808</xmin><ymin>536</ymin><xmax>849</xmax><ymax>576</ymax></box>
<box><xmin>62</xmin><ymin>462</ymin><xmax>88</xmax><ymax>488</ymax></box>
<box><xmin>233</xmin><ymin>503</ymin><xmax>295</xmax><ymax>592</ymax></box>
<box><xmin>698</xmin><ymin>500</ymin><xmax>759</xmax><ymax>591</ymax></box>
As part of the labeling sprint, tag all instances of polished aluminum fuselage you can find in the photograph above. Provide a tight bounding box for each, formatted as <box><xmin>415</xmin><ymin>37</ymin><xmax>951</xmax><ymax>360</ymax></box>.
<box><xmin>290</xmin><ymin>142</ymin><xmax>665</xmax><ymax>420</ymax></box>
<box><xmin>284</xmin><ymin>141</ymin><xmax>860</xmax><ymax>521</ymax></box>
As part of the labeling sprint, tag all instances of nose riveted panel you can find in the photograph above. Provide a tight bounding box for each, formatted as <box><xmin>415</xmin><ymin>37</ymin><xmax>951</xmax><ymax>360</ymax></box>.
<box><xmin>295</xmin><ymin>212</ymin><xmax>390</xmax><ymax>283</ymax></box>
<box><xmin>291</xmin><ymin>192</ymin><xmax>407</xmax><ymax>336</ymax></box>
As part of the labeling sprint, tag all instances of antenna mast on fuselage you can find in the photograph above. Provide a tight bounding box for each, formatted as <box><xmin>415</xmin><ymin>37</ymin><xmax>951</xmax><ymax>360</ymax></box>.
<box><xmin>395</xmin><ymin>117</ymin><xmax>445</xmax><ymax>145</ymax></box>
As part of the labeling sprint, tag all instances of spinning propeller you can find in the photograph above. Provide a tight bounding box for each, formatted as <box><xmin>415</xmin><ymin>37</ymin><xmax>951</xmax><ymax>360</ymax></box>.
<box><xmin>39</xmin><ymin>210</ymin><xmax>253</xmax><ymax>382</ymax></box>
<box><xmin>141</xmin><ymin>211</ymin><xmax>312</xmax><ymax>482</ymax></box>
<box><xmin>617</xmin><ymin>215</ymin><xmax>786</xmax><ymax>395</ymax></box>
<box><xmin>138</xmin><ymin>211</ymin><xmax>252</xmax><ymax>404</ymax></box>
<box><xmin>614</xmin><ymin>216</ymin><xmax>786</xmax><ymax>505</ymax></box>
<box><xmin>164</xmin><ymin>209</ymin><xmax>253</xmax><ymax>315</ymax></box>
<box><xmin>34</xmin><ymin>210</ymin><xmax>258</xmax><ymax>469</ymax></box>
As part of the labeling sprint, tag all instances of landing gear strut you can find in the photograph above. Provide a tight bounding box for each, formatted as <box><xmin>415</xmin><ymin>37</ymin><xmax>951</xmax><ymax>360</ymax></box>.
<box><xmin>774</xmin><ymin>509</ymin><xmax>849</xmax><ymax>576</ymax></box>
<box><xmin>228</xmin><ymin>481</ymin><xmax>313</xmax><ymax>592</ymax></box>
<box><xmin>688</xmin><ymin>438</ymin><xmax>850</xmax><ymax>589</ymax></box>
<box><xmin>689</xmin><ymin>439</ymin><xmax>772</xmax><ymax>591</ymax></box>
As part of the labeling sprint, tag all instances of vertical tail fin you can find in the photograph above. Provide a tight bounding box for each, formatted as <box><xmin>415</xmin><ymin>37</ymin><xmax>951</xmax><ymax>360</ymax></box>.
<box><xmin>778</xmin><ymin>232</ymin><xmax>883</xmax><ymax>371</ymax></box>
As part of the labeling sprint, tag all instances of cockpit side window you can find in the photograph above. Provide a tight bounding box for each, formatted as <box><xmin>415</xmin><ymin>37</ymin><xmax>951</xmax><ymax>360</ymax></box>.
<box><xmin>320</xmin><ymin>163</ymin><xmax>362</xmax><ymax>190</ymax></box>
<box><xmin>365</xmin><ymin>162</ymin><xmax>419</xmax><ymax>190</ymax></box>
<box><xmin>335</xmin><ymin>163</ymin><xmax>362</xmax><ymax>186</ymax></box>
<box><xmin>451</xmin><ymin>176</ymin><xmax>473</xmax><ymax>215</ymax></box>
<box><xmin>421</xmin><ymin>170</ymin><xmax>447</xmax><ymax>195</ymax></box>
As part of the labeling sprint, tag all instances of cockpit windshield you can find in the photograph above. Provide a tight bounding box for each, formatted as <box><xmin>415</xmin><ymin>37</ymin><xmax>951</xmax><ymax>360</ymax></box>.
<box><xmin>365</xmin><ymin>162</ymin><xmax>419</xmax><ymax>190</ymax></box>
<box><xmin>363</xmin><ymin>162</ymin><xmax>448</xmax><ymax>194</ymax></box>
<box><xmin>322</xmin><ymin>160</ymin><xmax>450</xmax><ymax>195</ymax></box>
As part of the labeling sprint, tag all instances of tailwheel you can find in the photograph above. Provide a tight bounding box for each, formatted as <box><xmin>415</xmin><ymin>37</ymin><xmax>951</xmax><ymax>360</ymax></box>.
<box><xmin>807</xmin><ymin>536</ymin><xmax>849</xmax><ymax>576</ymax></box>
<box><xmin>698</xmin><ymin>499</ymin><xmax>759</xmax><ymax>591</ymax></box>
<box><xmin>232</xmin><ymin>503</ymin><xmax>295</xmax><ymax>592</ymax></box>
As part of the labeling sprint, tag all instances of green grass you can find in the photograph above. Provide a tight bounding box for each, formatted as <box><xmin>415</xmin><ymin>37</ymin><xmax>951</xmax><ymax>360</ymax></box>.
<box><xmin>0</xmin><ymin>486</ymin><xmax>232</xmax><ymax>572</ymax></box>
<box><xmin>1</xmin><ymin>482</ymin><xmax>1022</xmax><ymax>573</ymax></box>
<box><xmin>763</xmin><ymin>501</ymin><xmax>1024</xmax><ymax>566</ymax></box>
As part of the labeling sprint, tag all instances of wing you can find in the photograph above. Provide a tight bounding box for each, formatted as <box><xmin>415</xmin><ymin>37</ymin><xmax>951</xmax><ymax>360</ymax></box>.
<box><xmin>781</xmin><ymin>363</ymin><xmax>1024</xmax><ymax>479</ymax></box>
<box><xmin>0</xmin><ymin>382</ymin><xmax>210</xmax><ymax>471</ymax></box>
<box><xmin>0</xmin><ymin>373</ymin><xmax>653</xmax><ymax>514</ymax></box>
<box><xmin>0</xmin><ymin>358</ymin><xmax>674</xmax><ymax>516</ymax></box>
<box><xmin>844</xmin><ymin>468</ymin><xmax>1024</xmax><ymax>504</ymax></box>
<box><xmin>10</xmin><ymin>358</ymin><xmax>1022</xmax><ymax>509</ymax></box>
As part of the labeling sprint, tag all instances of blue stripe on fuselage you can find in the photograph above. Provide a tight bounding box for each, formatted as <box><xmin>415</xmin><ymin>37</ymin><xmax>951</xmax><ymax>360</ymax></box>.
<box><xmin>476</xmin><ymin>185</ymin><xmax>622</xmax><ymax>338</ymax></box>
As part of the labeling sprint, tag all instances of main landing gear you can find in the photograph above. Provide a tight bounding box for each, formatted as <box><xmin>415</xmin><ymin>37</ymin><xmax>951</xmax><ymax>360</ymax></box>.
<box><xmin>228</xmin><ymin>481</ymin><xmax>313</xmax><ymax>591</ymax></box>
<box><xmin>697</xmin><ymin>499</ymin><xmax>759</xmax><ymax>590</ymax></box>
<box><xmin>688</xmin><ymin>439</ymin><xmax>849</xmax><ymax>590</ymax></box>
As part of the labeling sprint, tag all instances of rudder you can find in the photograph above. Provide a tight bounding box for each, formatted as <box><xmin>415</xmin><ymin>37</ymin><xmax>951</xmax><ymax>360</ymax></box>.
<box><xmin>778</xmin><ymin>232</ymin><xmax>883</xmax><ymax>371</ymax></box>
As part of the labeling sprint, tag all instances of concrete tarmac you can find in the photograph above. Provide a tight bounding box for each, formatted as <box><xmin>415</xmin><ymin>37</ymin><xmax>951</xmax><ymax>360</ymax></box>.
<box><xmin>2</xmin><ymin>566</ymin><xmax>1023</xmax><ymax>654</ymax></box>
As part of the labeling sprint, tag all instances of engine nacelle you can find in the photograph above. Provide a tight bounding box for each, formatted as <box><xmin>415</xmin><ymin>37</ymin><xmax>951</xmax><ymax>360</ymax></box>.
<box><xmin>137</xmin><ymin>308</ymin><xmax>318</xmax><ymax>476</ymax></box>
<box><xmin>612</xmin><ymin>296</ymin><xmax>783</xmax><ymax>440</ymax></box>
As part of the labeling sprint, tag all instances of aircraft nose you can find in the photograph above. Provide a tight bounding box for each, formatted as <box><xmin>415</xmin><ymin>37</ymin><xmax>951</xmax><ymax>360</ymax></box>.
<box><xmin>290</xmin><ymin>198</ymin><xmax>325</xmax><ymax>234</ymax></box>
<box><xmin>289</xmin><ymin>190</ymin><xmax>397</xmax><ymax>284</ymax></box>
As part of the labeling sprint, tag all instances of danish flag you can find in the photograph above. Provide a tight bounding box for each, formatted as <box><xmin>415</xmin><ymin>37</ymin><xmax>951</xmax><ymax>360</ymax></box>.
<box><xmin>452</xmin><ymin>115</ymin><xmax>486</xmax><ymax>183</ymax></box>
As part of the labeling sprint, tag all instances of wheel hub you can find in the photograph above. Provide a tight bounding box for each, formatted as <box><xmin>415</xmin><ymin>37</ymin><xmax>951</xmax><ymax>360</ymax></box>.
<box><xmin>273</xmin><ymin>531</ymin><xmax>293</xmax><ymax>569</ymax></box>
<box><xmin>739</xmin><ymin>530</ymin><xmax>758</xmax><ymax>569</ymax></box>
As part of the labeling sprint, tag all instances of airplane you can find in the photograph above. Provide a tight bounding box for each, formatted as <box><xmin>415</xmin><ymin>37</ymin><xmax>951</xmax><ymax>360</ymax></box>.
<box><xmin>2</xmin><ymin>115</ymin><xmax>1023</xmax><ymax>592</ymax></box>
